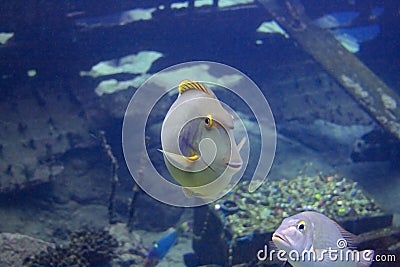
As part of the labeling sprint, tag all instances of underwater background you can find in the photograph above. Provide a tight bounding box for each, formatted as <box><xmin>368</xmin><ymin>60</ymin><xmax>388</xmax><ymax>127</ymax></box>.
<box><xmin>0</xmin><ymin>0</ymin><xmax>400</xmax><ymax>266</ymax></box>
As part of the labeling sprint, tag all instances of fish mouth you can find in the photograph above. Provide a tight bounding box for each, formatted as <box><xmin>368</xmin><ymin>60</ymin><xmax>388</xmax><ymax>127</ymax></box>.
<box><xmin>227</xmin><ymin>161</ymin><xmax>242</xmax><ymax>169</ymax></box>
<box><xmin>272</xmin><ymin>233</ymin><xmax>290</xmax><ymax>246</ymax></box>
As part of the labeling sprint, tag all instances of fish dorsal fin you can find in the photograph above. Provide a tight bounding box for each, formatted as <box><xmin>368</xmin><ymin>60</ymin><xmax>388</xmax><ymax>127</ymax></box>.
<box><xmin>178</xmin><ymin>80</ymin><xmax>211</xmax><ymax>95</ymax></box>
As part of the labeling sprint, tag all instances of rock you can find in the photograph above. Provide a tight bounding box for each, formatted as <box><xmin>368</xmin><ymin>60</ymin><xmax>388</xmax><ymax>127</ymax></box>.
<box><xmin>71</xmin><ymin>204</ymin><xmax>109</xmax><ymax>229</ymax></box>
<box><xmin>134</xmin><ymin>193</ymin><xmax>184</xmax><ymax>231</ymax></box>
<box><xmin>351</xmin><ymin>129</ymin><xmax>400</xmax><ymax>162</ymax></box>
<box><xmin>0</xmin><ymin>232</ymin><xmax>55</xmax><ymax>267</ymax></box>
<box><xmin>107</xmin><ymin>223</ymin><xmax>147</xmax><ymax>267</ymax></box>
<box><xmin>278</xmin><ymin>119</ymin><xmax>375</xmax><ymax>160</ymax></box>
<box><xmin>0</xmin><ymin>84</ymin><xmax>92</xmax><ymax>194</ymax></box>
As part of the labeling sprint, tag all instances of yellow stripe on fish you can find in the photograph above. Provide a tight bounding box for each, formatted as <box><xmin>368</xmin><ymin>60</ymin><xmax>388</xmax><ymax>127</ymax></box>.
<box><xmin>178</xmin><ymin>80</ymin><xmax>211</xmax><ymax>95</ymax></box>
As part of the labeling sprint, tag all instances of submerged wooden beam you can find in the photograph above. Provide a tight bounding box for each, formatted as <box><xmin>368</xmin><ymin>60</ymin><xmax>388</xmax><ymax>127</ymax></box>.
<box><xmin>258</xmin><ymin>0</ymin><xmax>400</xmax><ymax>141</ymax></box>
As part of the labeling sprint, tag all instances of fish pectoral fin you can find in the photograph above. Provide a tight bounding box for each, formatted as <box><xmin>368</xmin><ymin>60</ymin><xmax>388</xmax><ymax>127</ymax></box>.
<box><xmin>158</xmin><ymin>149</ymin><xmax>198</xmax><ymax>168</ymax></box>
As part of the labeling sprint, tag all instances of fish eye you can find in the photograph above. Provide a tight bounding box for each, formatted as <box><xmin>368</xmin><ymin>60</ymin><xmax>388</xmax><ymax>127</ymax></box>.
<box><xmin>297</xmin><ymin>220</ymin><xmax>306</xmax><ymax>232</ymax></box>
<box><xmin>204</xmin><ymin>115</ymin><xmax>213</xmax><ymax>128</ymax></box>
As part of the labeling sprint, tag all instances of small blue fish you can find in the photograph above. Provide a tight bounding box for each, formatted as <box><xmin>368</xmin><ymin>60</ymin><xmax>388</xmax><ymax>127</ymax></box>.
<box><xmin>144</xmin><ymin>222</ymin><xmax>188</xmax><ymax>267</ymax></box>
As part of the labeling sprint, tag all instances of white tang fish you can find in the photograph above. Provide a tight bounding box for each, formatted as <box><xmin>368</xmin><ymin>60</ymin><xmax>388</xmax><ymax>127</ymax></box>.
<box><xmin>272</xmin><ymin>211</ymin><xmax>374</xmax><ymax>267</ymax></box>
<box><xmin>160</xmin><ymin>80</ymin><xmax>245</xmax><ymax>199</ymax></box>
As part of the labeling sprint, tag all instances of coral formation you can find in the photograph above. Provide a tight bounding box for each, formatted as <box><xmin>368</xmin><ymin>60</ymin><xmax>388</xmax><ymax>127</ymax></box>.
<box><xmin>23</xmin><ymin>229</ymin><xmax>118</xmax><ymax>267</ymax></box>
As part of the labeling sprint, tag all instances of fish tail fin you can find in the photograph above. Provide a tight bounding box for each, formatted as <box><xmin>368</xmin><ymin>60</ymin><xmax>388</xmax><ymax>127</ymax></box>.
<box><xmin>177</xmin><ymin>221</ymin><xmax>190</xmax><ymax>233</ymax></box>
<box><xmin>357</xmin><ymin>250</ymin><xmax>374</xmax><ymax>267</ymax></box>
